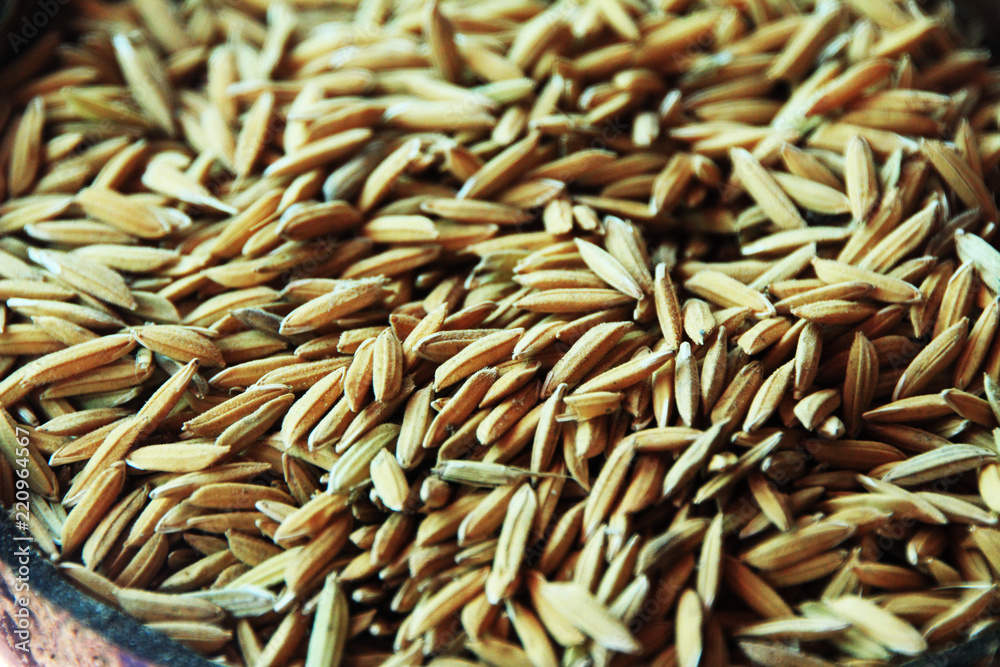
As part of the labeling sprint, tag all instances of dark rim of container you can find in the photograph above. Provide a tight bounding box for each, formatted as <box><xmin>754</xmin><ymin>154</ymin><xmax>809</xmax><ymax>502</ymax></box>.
<box><xmin>0</xmin><ymin>516</ymin><xmax>215</xmax><ymax>667</ymax></box>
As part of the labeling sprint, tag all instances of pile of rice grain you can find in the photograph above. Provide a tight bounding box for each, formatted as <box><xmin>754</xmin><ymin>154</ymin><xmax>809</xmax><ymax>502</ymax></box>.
<box><xmin>3</xmin><ymin>0</ymin><xmax>1000</xmax><ymax>664</ymax></box>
